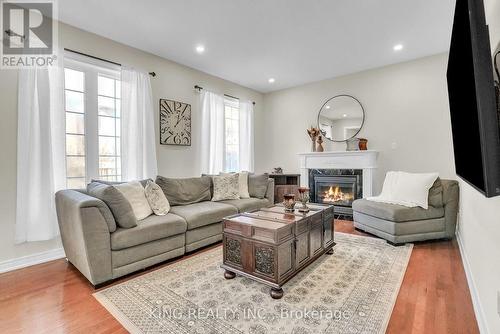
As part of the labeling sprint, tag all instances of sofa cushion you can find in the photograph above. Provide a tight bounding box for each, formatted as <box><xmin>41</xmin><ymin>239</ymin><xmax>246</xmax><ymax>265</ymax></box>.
<box><xmin>212</xmin><ymin>174</ymin><xmax>240</xmax><ymax>201</ymax></box>
<box><xmin>112</xmin><ymin>234</ymin><xmax>185</xmax><ymax>268</ymax></box>
<box><xmin>114</xmin><ymin>181</ymin><xmax>153</xmax><ymax>220</ymax></box>
<box><xmin>248</xmin><ymin>173</ymin><xmax>269</xmax><ymax>199</ymax></box>
<box><xmin>221</xmin><ymin>172</ymin><xmax>250</xmax><ymax>198</ymax></box>
<box><xmin>91</xmin><ymin>179</ymin><xmax>151</xmax><ymax>188</ymax></box>
<box><xmin>354</xmin><ymin>212</ymin><xmax>446</xmax><ymax>236</ymax></box>
<box><xmin>220</xmin><ymin>198</ymin><xmax>270</xmax><ymax>213</ymax></box>
<box><xmin>185</xmin><ymin>222</ymin><xmax>222</xmax><ymax>245</ymax></box>
<box><xmin>144</xmin><ymin>180</ymin><xmax>170</xmax><ymax>215</ymax></box>
<box><xmin>110</xmin><ymin>213</ymin><xmax>187</xmax><ymax>250</ymax></box>
<box><xmin>87</xmin><ymin>182</ymin><xmax>138</xmax><ymax>229</ymax></box>
<box><xmin>352</xmin><ymin>199</ymin><xmax>444</xmax><ymax>223</ymax></box>
<box><xmin>428</xmin><ymin>178</ymin><xmax>444</xmax><ymax>208</ymax></box>
<box><xmin>156</xmin><ymin>176</ymin><xmax>211</xmax><ymax>206</ymax></box>
<box><xmin>204</xmin><ymin>173</ymin><xmax>250</xmax><ymax>199</ymax></box>
<box><xmin>170</xmin><ymin>201</ymin><xmax>237</xmax><ymax>230</ymax></box>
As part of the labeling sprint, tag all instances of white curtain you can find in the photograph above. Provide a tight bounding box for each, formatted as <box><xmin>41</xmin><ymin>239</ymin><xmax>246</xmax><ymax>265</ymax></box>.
<box><xmin>16</xmin><ymin>64</ymin><xmax>66</xmax><ymax>243</ymax></box>
<box><xmin>239</xmin><ymin>100</ymin><xmax>255</xmax><ymax>172</ymax></box>
<box><xmin>200</xmin><ymin>90</ymin><xmax>225</xmax><ymax>174</ymax></box>
<box><xmin>121</xmin><ymin>66</ymin><xmax>158</xmax><ymax>180</ymax></box>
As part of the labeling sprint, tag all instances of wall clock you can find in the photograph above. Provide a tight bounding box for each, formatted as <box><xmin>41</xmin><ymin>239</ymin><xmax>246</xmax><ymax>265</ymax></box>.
<box><xmin>159</xmin><ymin>99</ymin><xmax>191</xmax><ymax>146</ymax></box>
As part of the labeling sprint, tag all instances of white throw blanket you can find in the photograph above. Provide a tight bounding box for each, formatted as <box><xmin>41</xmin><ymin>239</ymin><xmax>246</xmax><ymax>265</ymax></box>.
<box><xmin>368</xmin><ymin>171</ymin><xmax>439</xmax><ymax>209</ymax></box>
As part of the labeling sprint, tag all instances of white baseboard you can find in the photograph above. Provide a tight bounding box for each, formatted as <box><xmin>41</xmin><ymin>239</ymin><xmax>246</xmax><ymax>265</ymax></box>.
<box><xmin>456</xmin><ymin>231</ymin><xmax>489</xmax><ymax>334</ymax></box>
<box><xmin>0</xmin><ymin>248</ymin><xmax>66</xmax><ymax>274</ymax></box>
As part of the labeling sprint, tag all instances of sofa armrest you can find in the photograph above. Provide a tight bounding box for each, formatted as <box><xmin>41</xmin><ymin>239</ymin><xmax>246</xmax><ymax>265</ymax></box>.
<box><xmin>440</xmin><ymin>180</ymin><xmax>460</xmax><ymax>238</ymax></box>
<box><xmin>55</xmin><ymin>190</ymin><xmax>114</xmax><ymax>285</ymax></box>
<box><xmin>265</xmin><ymin>178</ymin><xmax>275</xmax><ymax>206</ymax></box>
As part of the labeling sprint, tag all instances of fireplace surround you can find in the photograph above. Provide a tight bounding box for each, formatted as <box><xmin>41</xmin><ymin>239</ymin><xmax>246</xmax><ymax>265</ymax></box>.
<box><xmin>298</xmin><ymin>150</ymin><xmax>379</xmax><ymax>219</ymax></box>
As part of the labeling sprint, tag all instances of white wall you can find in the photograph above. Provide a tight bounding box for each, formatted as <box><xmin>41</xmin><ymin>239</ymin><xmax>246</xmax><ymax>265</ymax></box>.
<box><xmin>0</xmin><ymin>22</ymin><xmax>262</xmax><ymax>264</ymax></box>
<box><xmin>256</xmin><ymin>53</ymin><xmax>456</xmax><ymax>193</ymax></box>
<box><xmin>455</xmin><ymin>1</ymin><xmax>500</xmax><ymax>333</ymax></box>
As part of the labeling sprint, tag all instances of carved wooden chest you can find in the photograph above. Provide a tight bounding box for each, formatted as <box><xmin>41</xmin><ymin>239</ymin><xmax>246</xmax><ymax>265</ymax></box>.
<box><xmin>221</xmin><ymin>204</ymin><xmax>335</xmax><ymax>299</ymax></box>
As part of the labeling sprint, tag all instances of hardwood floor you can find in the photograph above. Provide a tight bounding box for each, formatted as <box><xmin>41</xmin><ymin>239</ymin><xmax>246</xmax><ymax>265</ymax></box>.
<box><xmin>0</xmin><ymin>221</ymin><xmax>479</xmax><ymax>333</ymax></box>
<box><xmin>335</xmin><ymin>220</ymin><xmax>479</xmax><ymax>334</ymax></box>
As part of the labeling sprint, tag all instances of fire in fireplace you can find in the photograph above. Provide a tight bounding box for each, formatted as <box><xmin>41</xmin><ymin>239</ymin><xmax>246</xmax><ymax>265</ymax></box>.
<box><xmin>315</xmin><ymin>177</ymin><xmax>357</xmax><ymax>208</ymax></box>
<box><xmin>308</xmin><ymin>169</ymin><xmax>363</xmax><ymax>219</ymax></box>
<box><xmin>321</xmin><ymin>186</ymin><xmax>354</xmax><ymax>205</ymax></box>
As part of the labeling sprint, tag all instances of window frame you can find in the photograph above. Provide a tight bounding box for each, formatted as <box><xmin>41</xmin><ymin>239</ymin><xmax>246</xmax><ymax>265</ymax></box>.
<box><xmin>96</xmin><ymin>74</ymin><xmax>122</xmax><ymax>182</ymax></box>
<box><xmin>63</xmin><ymin>66</ymin><xmax>86</xmax><ymax>188</ymax></box>
<box><xmin>64</xmin><ymin>52</ymin><xmax>121</xmax><ymax>187</ymax></box>
<box><xmin>223</xmin><ymin>96</ymin><xmax>240</xmax><ymax>173</ymax></box>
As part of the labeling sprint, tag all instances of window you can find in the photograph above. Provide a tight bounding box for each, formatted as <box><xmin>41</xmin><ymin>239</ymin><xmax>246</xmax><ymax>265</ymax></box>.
<box><xmin>64</xmin><ymin>55</ymin><xmax>121</xmax><ymax>188</ymax></box>
<box><xmin>224</xmin><ymin>97</ymin><xmax>239</xmax><ymax>172</ymax></box>
<box><xmin>97</xmin><ymin>75</ymin><xmax>121</xmax><ymax>182</ymax></box>
<box><xmin>64</xmin><ymin>68</ymin><xmax>86</xmax><ymax>188</ymax></box>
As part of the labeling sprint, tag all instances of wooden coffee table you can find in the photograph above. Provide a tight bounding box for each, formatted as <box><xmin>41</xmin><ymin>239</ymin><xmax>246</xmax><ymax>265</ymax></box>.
<box><xmin>221</xmin><ymin>204</ymin><xmax>335</xmax><ymax>299</ymax></box>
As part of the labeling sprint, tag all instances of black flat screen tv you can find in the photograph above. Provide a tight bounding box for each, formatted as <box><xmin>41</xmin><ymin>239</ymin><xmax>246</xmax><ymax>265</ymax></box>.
<box><xmin>447</xmin><ymin>0</ymin><xmax>500</xmax><ymax>197</ymax></box>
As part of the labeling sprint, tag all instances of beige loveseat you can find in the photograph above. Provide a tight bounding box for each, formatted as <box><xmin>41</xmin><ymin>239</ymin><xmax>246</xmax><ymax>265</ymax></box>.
<box><xmin>55</xmin><ymin>176</ymin><xmax>274</xmax><ymax>286</ymax></box>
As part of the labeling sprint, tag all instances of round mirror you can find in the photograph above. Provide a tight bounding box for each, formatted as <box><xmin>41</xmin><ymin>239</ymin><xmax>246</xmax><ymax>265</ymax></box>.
<box><xmin>317</xmin><ymin>95</ymin><xmax>365</xmax><ymax>142</ymax></box>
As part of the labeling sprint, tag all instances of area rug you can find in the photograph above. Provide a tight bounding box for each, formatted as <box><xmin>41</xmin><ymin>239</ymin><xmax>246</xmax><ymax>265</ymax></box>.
<box><xmin>94</xmin><ymin>233</ymin><xmax>412</xmax><ymax>334</ymax></box>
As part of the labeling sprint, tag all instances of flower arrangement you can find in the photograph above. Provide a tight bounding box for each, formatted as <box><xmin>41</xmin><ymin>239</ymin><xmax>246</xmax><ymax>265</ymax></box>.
<box><xmin>307</xmin><ymin>127</ymin><xmax>320</xmax><ymax>152</ymax></box>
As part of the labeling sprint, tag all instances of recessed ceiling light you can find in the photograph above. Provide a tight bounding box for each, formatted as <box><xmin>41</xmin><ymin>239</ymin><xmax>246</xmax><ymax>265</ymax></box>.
<box><xmin>268</xmin><ymin>78</ymin><xmax>275</xmax><ymax>83</ymax></box>
<box><xmin>325</xmin><ymin>105</ymin><xmax>330</xmax><ymax>109</ymax></box>
<box><xmin>195</xmin><ymin>45</ymin><xmax>205</xmax><ymax>54</ymax></box>
<box><xmin>343</xmin><ymin>114</ymin><xmax>347</xmax><ymax>117</ymax></box>
<box><xmin>393</xmin><ymin>44</ymin><xmax>404</xmax><ymax>51</ymax></box>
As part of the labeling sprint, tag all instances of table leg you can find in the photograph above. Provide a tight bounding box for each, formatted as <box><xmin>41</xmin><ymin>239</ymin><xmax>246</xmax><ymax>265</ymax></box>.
<box><xmin>270</xmin><ymin>287</ymin><xmax>284</xmax><ymax>299</ymax></box>
<box><xmin>224</xmin><ymin>270</ymin><xmax>236</xmax><ymax>279</ymax></box>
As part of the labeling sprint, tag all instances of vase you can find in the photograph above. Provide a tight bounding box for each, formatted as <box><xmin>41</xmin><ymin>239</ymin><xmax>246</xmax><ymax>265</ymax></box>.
<box><xmin>297</xmin><ymin>187</ymin><xmax>310</xmax><ymax>213</ymax></box>
<box><xmin>358</xmin><ymin>138</ymin><xmax>368</xmax><ymax>150</ymax></box>
<box><xmin>316</xmin><ymin>136</ymin><xmax>324</xmax><ymax>152</ymax></box>
<box><xmin>283</xmin><ymin>194</ymin><xmax>296</xmax><ymax>212</ymax></box>
<box><xmin>311</xmin><ymin>139</ymin><xmax>317</xmax><ymax>152</ymax></box>
<box><xmin>346</xmin><ymin>138</ymin><xmax>359</xmax><ymax>151</ymax></box>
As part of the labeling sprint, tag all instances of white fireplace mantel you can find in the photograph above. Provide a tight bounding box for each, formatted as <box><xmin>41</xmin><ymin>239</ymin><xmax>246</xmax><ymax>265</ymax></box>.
<box><xmin>298</xmin><ymin>150</ymin><xmax>379</xmax><ymax>198</ymax></box>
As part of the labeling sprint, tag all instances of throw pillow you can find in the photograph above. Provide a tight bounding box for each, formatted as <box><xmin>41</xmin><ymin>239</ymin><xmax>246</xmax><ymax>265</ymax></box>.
<box><xmin>212</xmin><ymin>174</ymin><xmax>240</xmax><ymax>201</ymax></box>
<box><xmin>221</xmin><ymin>172</ymin><xmax>250</xmax><ymax>198</ymax></box>
<box><xmin>248</xmin><ymin>173</ymin><xmax>269</xmax><ymax>199</ymax></box>
<box><xmin>114</xmin><ymin>181</ymin><xmax>153</xmax><ymax>220</ymax></box>
<box><xmin>156</xmin><ymin>176</ymin><xmax>211</xmax><ymax>206</ymax></box>
<box><xmin>368</xmin><ymin>171</ymin><xmax>439</xmax><ymax>209</ymax></box>
<box><xmin>144</xmin><ymin>180</ymin><xmax>170</xmax><ymax>215</ymax></box>
<box><xmin>87</xmin><ymin>182</ymin><xmax>138</xmax><ymax>229</ymax></box>
<box><xmin>201</xmin><ymin>173</ymin><xmax>218</xmax><ymax>198</ymax></box>
<box><xmin>91</xmin><ymin>179</ymin><xmax>152</xmax><ymax>188</ymax></box>
<box><xmin>428</xmin><ymin>178</ymin><xmax>443</xmax><ymax>208</ymax></box>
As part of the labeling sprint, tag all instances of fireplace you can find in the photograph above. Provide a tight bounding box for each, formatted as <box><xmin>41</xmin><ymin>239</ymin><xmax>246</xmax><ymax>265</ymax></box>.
<box><xmin>316</xmin><ymin>176</ymin><xmax>357</xmax><ymax>206</ymax></box>
<box><xmin>309</xmin><ymin>169</ymin><xmax>362</xmax><ymax>219</ymax></box>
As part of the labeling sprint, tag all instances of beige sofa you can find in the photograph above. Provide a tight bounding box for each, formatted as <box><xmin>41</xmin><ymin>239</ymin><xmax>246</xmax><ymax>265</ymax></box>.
<box><xmin>55</xmin><ymin>177</ymin><xmax>274</xmax><ymax>286</ymax></box>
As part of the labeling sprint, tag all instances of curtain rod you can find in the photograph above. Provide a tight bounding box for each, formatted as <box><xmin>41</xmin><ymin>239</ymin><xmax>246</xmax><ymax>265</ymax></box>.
<box><xmin>64</xmin><ymin>48</ymin><xmax>156</xmax><ymax>77</ymax></box>
<box><xmin>194</xmin><ymin>85</ymin><xmax>255</xmax><ymax>105</ymax></box>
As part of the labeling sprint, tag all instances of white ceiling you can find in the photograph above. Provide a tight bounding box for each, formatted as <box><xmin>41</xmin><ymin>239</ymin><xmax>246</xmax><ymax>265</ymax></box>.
<box><xmin>58</xmin><ymin>0</ymin><xmax>455</xmax><ymax>93</ymax></box>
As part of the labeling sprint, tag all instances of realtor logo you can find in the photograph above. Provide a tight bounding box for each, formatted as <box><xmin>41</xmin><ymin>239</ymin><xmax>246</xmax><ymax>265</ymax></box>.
<box><xmin>1</xmin><ymin>0</ymin><xmax>57</xmax><ymax>68</ymax></box>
